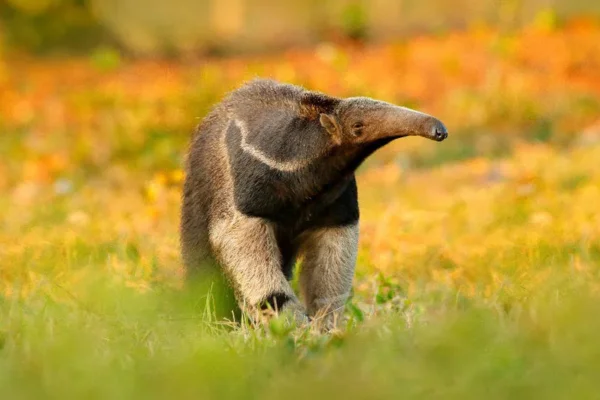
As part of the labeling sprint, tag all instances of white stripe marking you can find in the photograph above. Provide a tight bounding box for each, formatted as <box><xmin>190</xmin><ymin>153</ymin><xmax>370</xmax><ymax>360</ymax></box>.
<box><xmin>232</xmin><ymin>117</ymin><xmax>317</xmax><ymax>172</ymax></box>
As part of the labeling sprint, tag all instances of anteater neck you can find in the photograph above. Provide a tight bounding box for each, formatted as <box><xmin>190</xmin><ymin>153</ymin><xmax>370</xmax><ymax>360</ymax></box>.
<box><xmin>307</xmin><ymin>137</ymin><xmax>396</xmax><ymax>194</ymax></box>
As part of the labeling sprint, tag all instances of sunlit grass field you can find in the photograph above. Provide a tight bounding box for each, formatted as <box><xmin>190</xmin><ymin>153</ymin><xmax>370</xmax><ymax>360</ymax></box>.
<box><xmin>2</xmin><ymin>22</ymin><xmax>600</xmax><ymax>399</ymax></box>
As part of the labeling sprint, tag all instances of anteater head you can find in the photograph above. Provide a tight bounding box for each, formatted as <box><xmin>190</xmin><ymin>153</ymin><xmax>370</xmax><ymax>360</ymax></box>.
<box><xmin>301</xmin><ymin>93</ymin><xmax>448</xmax><ymax>149</ymax></box>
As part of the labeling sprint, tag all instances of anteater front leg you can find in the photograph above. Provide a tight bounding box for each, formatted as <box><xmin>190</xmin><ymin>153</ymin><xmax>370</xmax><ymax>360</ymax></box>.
<box><xmin>299</xmin><ymin>223</ymin><xmax>359</xmax><ymax>329</ymax></box>
<box><xmin>209</xmin><ymin>213</ymin><xmax>306</xmax><ymax>323</ymax></box>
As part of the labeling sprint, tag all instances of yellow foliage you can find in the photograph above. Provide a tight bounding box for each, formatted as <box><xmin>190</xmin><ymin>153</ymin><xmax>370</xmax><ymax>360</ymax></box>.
<box><xmin>1</xmin><ymin>23</ymin><xmax>600</xmax><ymax>308</ymax></box>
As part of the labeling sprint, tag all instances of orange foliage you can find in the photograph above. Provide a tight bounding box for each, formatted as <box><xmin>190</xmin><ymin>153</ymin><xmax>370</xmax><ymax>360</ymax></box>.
<box><xmin>2</xmin><ymin>23</ymin><xmax>600</xmax><ymax>128</ymax></box>
<box><xmin>1</xmin><ymin>22</ymin><xmax>599</xmax><ymax>195</ymax></box>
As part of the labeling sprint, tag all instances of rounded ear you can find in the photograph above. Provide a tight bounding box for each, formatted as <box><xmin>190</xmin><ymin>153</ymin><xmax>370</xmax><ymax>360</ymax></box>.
<box><xmin>319</xmin><ymin>113</ymin><xmax>342</xmax><ymax>144</ymax></box>
<box><xmin>299</xmin><ymin>91</ymin><xmax>340</xmax><ymax>119</ymax></box>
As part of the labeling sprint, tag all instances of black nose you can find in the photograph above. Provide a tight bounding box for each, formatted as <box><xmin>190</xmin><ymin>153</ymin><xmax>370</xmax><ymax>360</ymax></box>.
<box><xmin>431</xmin><ymin>121</ymin><xmax>448</xmax><ymax>142</ymax></box>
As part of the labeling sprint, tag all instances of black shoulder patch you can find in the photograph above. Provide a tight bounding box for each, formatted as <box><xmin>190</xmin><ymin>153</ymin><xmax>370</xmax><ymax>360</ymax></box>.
<box><xmin>226</xmin><ymin>120</ymin><xmax>295</xmax><ymax>219</ymax></box>
<box><xmin>299</xmin><ymin>176</ymin><xmax>359</xmax><ymax>231</ymax></box>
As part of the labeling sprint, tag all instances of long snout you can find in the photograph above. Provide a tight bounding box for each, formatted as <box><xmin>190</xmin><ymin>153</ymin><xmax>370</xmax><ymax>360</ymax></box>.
<box><xmin>381</xmin><ymin>105</ymin><xmax>448</xmax><ymax>142</ymax></box>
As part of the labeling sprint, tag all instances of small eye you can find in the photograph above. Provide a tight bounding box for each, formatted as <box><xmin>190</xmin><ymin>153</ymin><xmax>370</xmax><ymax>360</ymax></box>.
<box><xmin>351</xmin><ymin>122</ymin><xmax>364</xmax><ymax>136</ymax></box>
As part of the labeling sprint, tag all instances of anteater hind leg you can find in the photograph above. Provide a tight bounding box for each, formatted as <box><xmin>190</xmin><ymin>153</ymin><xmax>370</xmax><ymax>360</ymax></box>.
<box><xmin>209</xmin><ymin>213</ymin><xmax>307</xmax><ymax>323</ymax></box>
<box><xmin>180</xmin><ymin>175</ymin><xmax>211</xmax><ymax>278</ymax></box>
<box><xmin>298</xmin><ymin>223</ymin><xmax>359</xmax><ymax>330</ymax></box>
<box><xmin>180</xmin><ymin>186</ymin><xmax>239</xmax><ymax>320</ymax></box>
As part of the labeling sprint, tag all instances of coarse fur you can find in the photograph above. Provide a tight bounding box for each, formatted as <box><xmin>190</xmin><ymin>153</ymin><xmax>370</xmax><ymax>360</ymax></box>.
<box><xmin>181</xmin><ymin>78</ymin><xmax>447</xmax><ymax>328</ymax></box>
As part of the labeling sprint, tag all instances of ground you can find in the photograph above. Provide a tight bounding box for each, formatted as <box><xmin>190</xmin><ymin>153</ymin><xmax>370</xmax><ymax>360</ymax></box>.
<box><xmin>1</xmin><ymin>21</ymin><xmax>600</xmax><ymax>399</ymax></box>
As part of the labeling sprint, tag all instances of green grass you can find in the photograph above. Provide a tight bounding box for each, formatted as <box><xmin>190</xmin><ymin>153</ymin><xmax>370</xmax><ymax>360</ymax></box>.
<box><xmin>3</xmin><ymin>136</ymin><xmax>600</xmax><ymax>398</ymax></box>
<box><xmin>2</xmin><ymin>273</ymin><xmax>600</xmax><ymax>399</ymax></box>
